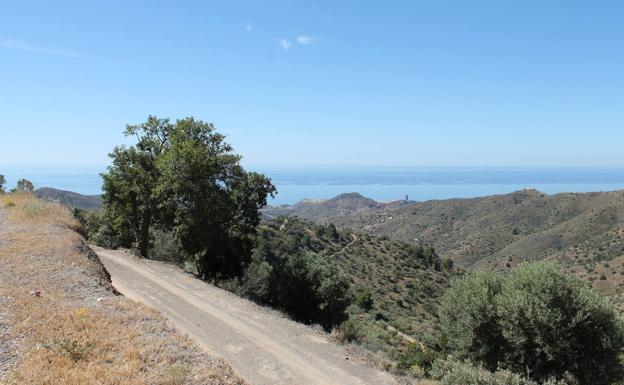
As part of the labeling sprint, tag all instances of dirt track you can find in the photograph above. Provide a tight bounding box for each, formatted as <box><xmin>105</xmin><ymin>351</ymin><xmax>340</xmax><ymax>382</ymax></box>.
<box><xmin>94</xmin><ymin>246</ymin><xmax>398</xmax><ymax>385</ymax></box>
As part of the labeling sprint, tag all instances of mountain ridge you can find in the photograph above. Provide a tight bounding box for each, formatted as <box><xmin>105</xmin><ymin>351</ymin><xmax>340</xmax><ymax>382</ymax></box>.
<box><xmin>34</xmin><ymin>187</ymin><xmax>103</xmax><ymax>210</ymax></box>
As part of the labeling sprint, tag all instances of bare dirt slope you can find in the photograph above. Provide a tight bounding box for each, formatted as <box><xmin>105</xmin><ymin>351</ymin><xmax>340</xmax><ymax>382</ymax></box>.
<box><xmin>94</xmin><ymin>246</ymin><xmax>399</xmax><ymax>385</ymax></box>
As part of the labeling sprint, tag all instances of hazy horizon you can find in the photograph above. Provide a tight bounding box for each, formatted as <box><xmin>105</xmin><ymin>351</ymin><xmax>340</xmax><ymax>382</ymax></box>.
<box><xmin>6</xmin><ymin>166</ymin><xmax>624</xmax><ymax>204</ymax></box>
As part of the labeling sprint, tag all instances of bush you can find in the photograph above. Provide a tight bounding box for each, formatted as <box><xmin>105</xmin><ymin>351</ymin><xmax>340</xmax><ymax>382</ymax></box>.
<box><xmin>269</xmin><ymin>252</ymin><xmax>352</xmax><ymax>329</ymax></box>
<box><xmin>335</xmin><ymin>317</ymin><xmax>388</xmax><ymax>352</ymax></box>
<box><xmin>14</xmin><ymin>178</ymin><xmax>34</xmax><ymax>192</ymax></box>
<box><xmin>239</xmin><ymin>258</ymin><xmax>272</xmax><ymax>302</ymax></box>
<box><xmin>239</xmin><ymin>249</ymin><xmax>352</xmax><ymax>330</ymax></box>
<box><xmin>397</xmin><ymin>342</ymin><xmax>440</xmax><ymax>376</ymax></box>
<box><xmin>430</xmin><ymin>358</ymin><xmax>566</xmax><ymax>385</ymax></box>
<box><xmin>439</xmin><ymin>261</ymin><xmax>624</xmax><ymax>385</ymax></box>
<box><xmin>73</xmin><ymin>208</ymin><xmax>131</xmax><ymax>249</ymax></box>
<box><xmin>355</xmin><ymin>290</ymin><xmax>374</xmax><ymax>311</ymax></box>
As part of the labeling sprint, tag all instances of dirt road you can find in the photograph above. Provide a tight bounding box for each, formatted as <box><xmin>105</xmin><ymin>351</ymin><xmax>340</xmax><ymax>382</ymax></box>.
<box><xmin>94</xmin><ymin>246</ymin><xmax>398</xmax><ymax>385</ymax></box>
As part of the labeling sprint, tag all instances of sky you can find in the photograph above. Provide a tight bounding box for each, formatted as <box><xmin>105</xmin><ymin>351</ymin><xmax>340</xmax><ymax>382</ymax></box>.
<box><xmin>1</xmin><ymin>1</ymin><xmax>623</xmax><ymax>170</ymax></box>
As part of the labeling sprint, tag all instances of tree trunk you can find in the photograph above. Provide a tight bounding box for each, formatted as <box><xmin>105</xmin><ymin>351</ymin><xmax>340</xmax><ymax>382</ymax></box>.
<box><xmin>137</xmin><ymin>210</ymin><xmax>151</xmax><ymax>258</ymax></box>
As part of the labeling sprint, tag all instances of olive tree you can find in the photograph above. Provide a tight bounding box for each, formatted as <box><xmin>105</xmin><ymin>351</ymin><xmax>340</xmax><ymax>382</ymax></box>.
<box><xmin>439</xmin><ymin>261</ymin><xmax>624</xmax><ymax>385</ymax></box>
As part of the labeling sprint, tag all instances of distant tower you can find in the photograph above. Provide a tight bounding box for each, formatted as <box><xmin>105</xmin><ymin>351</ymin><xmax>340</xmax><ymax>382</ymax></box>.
<box><xmin>405</xmin><ymin>194</ymin><xmax>408</xmax><ymax>201</ymax></box>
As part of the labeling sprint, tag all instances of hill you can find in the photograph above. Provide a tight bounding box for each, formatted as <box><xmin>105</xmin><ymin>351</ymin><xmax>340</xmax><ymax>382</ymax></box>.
<box><xmin>34</xmin><ymin>187</ymin><xmax>103</xmax><ymax>210</ymax></box>
<box><xmin>262</xmin><ymin>192</ymin><xmax>407</xmax><ymax>222</ymax></box>
<box><xmin>265</xmin><ymin>189</ymin><xmax>624</xmax><ymax>312</ymax></box>
<box><xmin>0</xmin><ymin>193</ymin><xmax>243</xmax><ymax>385</ymax></box>
<box><xmin>257</xmin><ymin>217</ymin><xmax>454</xmax><ymax>360</ymax></box>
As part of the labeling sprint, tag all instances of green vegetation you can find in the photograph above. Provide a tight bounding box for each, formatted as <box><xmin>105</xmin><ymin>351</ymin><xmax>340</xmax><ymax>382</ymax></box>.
<box><xmin>438</xmin><ymin>261</ymin><xmax>624</xmax><ymax>385</ymax></box>
<box><xmin>430</xmin><ymin>358</ymin><xmax>567</xmax><ymax>385</ymax></box>
<box><xmin>100</xmin><ymin>116</ymin><xmax>275</xmax><ymax>278</ymax></box>
<box><xmin>0</xmin><ymin>174</ymin><xmax>6</xmax><ymax>194</ymax></box>
<box><xmin>83</xmin><ymin>117</ymin><xmax>351</xmax><ymax>330</ymax></box>
<box><xmin>248</xmin><ymin>217</ymin><xmax>453</xmax><ymax>360</ymax></box>
<box><xmin>14</xmin><ymin>178</ymin><xmax>34</xmax><ymax>192</ymax></box>
<box><xmin>267</xmin><ymin>189</ymin><xmax>624</xmax><ymax>314</ymax></box>
<box><xmin>74</xmin><ymin>122</ymin><xmax>624</xmax><ymax>383</ymax></box>
<box><xmin>242</xmin><ymin>249</ymin><xmax>352</xmax><ymax>328</ymax></box>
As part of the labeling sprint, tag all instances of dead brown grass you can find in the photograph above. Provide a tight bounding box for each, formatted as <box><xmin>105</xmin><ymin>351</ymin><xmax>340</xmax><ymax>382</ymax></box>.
<box><xmin>0</xmin><ymin>193</ymin><xmax>245</xmax><ymax>385</ymax></box>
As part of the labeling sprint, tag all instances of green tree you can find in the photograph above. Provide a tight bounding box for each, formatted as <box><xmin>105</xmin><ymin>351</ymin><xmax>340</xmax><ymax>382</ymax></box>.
<box><xmin>101</xmin><ymin>116</ymin><xmax>172</xmax><ymax>257</ymax></box>
<box><xmin>0</xmin><ymin>175</ymin><xmax>6</xmax><ymax>194</ymax></box>
<box><xmin>327</xmin><ymin>223</ymin><xmax>339</xmax><ymax>241</ymax></box>
<box><xmin>14</xmin><ymin>178</ymin><xmax>34</xmax><ymax>192</ymax></box>
<box><xmin>101</xmin><ymin>116</ymin><xmax>275</xmax><ymax>268</ymax></box>
<box><xmin>156</xmin><ymin>117</ymin><xmax>276</xmax><ymax>278</ymax></box>
<box><xmin>439</xmin><ymin>261</ymin><xmax>624</xmax><ymax>385</ymax></box>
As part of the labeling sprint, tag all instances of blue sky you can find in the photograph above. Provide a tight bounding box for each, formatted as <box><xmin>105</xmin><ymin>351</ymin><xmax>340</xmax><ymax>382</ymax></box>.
<box><xmin>1</xmin><ymin>1</ymin><xmax>623</xmax><ymax>169</ymax></box>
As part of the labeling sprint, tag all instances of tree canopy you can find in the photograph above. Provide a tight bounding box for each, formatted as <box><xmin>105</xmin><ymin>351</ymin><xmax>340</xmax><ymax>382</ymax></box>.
<box><xmin>439</xmin><ymin>261</ymin><xmax>624</xmax><ymax>385</ymax></box>
<box><xmin>102</xmin><ymin>116</ymin><xmax>275</xmax><ymax>278</ymax></box>
<box><xmin>14</xmin><ymin>178</ymin><xmax>34</xmax><ymax>192</ymax></box>
<box><xmin>0</xmin><ymin>175</ymin><xmax>6</xmax><ymax>194</ymax></box>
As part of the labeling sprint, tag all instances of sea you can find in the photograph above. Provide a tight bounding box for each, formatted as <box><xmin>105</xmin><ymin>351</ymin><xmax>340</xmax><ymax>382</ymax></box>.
<box><xmin>4</xmin><ymin>166</ymin><xmax>624</xmax><ymax>205</ymax></box>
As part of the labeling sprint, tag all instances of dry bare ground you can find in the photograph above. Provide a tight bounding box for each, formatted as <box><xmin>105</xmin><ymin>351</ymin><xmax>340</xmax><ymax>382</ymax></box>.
<box><xmin>0</xmin><ymin>193</ymin><xmax>245</xmax><ymax>385</ymax></box>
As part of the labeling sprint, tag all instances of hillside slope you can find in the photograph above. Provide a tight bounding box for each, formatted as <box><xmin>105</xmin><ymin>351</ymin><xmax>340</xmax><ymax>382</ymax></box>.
<box><xmin>0</xmin><ymin>193</ymin><xmax>243</xmax><ymax>385</ymax></box>
<box><xmin>34</xmin><ymin>187</ymin><xmax>103</xmax><ymax>210</ymax></box>
<box><xmin>257</xmin><ymin>217</ymin><xmax>453</xmax><ymax>358</ymax></box>
<box><xmin>265</xmin><ymin>190</ymin><xmax>624</xmax><ymax>311</ymax></box>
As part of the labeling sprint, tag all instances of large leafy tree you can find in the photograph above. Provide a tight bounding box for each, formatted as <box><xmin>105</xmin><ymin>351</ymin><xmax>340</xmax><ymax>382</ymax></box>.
<box><xmin>102</xmin><ymin>116</ymin><xmax>275</xmax><ymax>276</ymax></box>
<box><xmin>156</xmin><ymin>118</ymin><xmax>275</xmax><ymax>278</ymax></box>
<box><xmin>102</xmin><ymin>116</ymin><xmax>172</xmax><ymax>257</ymax></box>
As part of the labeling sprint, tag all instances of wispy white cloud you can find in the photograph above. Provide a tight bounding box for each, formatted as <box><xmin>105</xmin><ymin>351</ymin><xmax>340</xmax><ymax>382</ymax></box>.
<box><xmin>276</xmin><ymin>38</ymin><xmax>291</xmax><ymax>50</ymax></box>
<box><xmin>245</xmin><ymin>23</ymin><xmax>252</xmax><ymax>32</ymax></box>
<box><xmin>0</xmin><ymin>37</ymin><xmax>89</xmax><ymax>58</ymax></box>
<box><xmin>296</xmin><ymin>35</ymin><xmax>318</xmax><ymax>45</ymax></box>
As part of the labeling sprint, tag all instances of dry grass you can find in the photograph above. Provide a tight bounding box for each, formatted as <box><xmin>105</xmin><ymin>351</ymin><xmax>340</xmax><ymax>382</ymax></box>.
<box><xmin>0</xmin><ymin>193</ymin><xmax>245</xmax><ymax>385</ymax></box>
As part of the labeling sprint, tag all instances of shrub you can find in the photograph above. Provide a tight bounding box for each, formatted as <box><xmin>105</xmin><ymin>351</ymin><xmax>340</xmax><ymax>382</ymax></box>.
<box><xmin>269</xmin><ymin>252</ymin><xmax>352</xmax><ymax>329</ymax></box>
<box><xmin>439</xmin><ymin>261</ymin><xmax>624</xmax><ymax>385</ymax></box>
<box><xmin>355</xmin><ymin>290</ymin><xmax>374</xmax><ymax>311</ymax></box>
<box><xmin>335</xmin><ymin>317</ymin><xmax>388</xmax><ymax>352</ymax></box>
<box><xmin>397</xmin><ymin>342</ymin><xmax>440</xmax><ymax>376</ymax></box>
<box><xmin>238</xmin><ymin>247</ymin><xmax>352</xmax><ymax>330</ymax></box>
<box><xmin>430</xmin><ymin>358</ymin><xmax>566</xmax><ymax>385</ymax></box>
<box><xmin>14</xmin><ymin>178</ymin><xmax>34</xmax><ymax>192</ymax></box>
<box><xmin>44</xmin><ymin>335</ymin><xmax>95</xmax><ymax>362</ymax></box>
<box><xmin>438</xmin><ymin>270</ymin><xmax>506</xmax><ymax>368</ymax></box>
<box><xmin>239</xmin><ymin>257</ymin><xmax>272</xmax><ymax>302</ymax></box>
<box><xmin>73</xmin><ymin>208</ymin><xmax>132</xmax><ymax>249</ymax></box>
